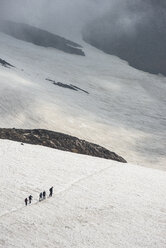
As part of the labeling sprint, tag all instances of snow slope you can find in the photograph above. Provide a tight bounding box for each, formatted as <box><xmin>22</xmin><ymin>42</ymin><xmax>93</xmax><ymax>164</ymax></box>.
<box><xmin>0</xmin><ymin>140</ymin><xmax>166</xmax><ymax>248</ymax></box>
<box><xmin>0</xmin><ymin>32</ymin><xmax>166</xmax><ymax>169</ymax></box>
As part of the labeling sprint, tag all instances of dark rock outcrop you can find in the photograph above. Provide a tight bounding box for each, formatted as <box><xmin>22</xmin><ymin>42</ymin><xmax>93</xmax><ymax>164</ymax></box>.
<box><xmin>0</xmin><ymin>128</ymin><xmax>127</xmax><ymax>163</ymax></box>
<box><xmin>46</xmin><ymin>78</ymin><xmax>89</xmax><ymax>94</ymax></box>
<box><xmin>0</xmin><ymin>20</ymin><xmax>85</xmax><ymax>56</ymax></box>
<box><xmin>0</xmin><ymin>58</ymin><xmax>14</xmax><ymax>68</ymax></box>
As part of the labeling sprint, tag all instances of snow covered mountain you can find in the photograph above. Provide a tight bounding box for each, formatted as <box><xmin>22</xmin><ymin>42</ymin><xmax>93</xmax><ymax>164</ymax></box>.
<box><xmin>0</xmin><ymin>21</ymin><xmax>85</xmax><ymax>56</ymax></box>
<box><xmin>0</xmin><ymin>139</ymin><xmax>166</xmax><ymax>248</ymax></box>
<box><xmin>0</xmin><ymin>18</ymin><xmax>166</xmax><ymax>248</ymax></box>
<box><xmin>0</xmin><ymin>27</ymin><xmax>166</xmax><ymax>169</ymax></box>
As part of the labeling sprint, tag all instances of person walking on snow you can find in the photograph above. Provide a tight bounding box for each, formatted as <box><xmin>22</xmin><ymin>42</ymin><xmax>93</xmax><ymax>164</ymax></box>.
<box><xmin>43</xmin><ymin>191</ymin><xmax>46</xmax><ymax>199</ymax></box>
<box><xmin>39</xmin><ymin>192</ymin><xmax>43</xmax><ymax>201</ymax></box>
<box><xmin>25</xmin><ymin>198</ymin><xmax>28</xmax><ymax>206</ymax></box>
<box><xmin>49</xmin><ymin>187</ymin><xmax>53</xmax><ymax>197</ymax></box>
<box><xmin>29</xmin><ymin>195</ymin><xmax>33</xmax><ymax>204</ymax></box>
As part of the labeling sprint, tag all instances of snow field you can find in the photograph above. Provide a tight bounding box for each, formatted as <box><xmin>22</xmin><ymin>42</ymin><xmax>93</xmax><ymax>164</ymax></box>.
<box><xmin>0</xmin><ymin>32</ymin><xmax>166</xmax><ymax>169</ymax></box>
<box><xmin>0</xmin><ymin>140</ymin><xmax>166</xmax><ymax>248</ymax></box>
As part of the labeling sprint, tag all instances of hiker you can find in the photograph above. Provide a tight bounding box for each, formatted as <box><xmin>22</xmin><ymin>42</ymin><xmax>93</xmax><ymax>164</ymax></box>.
<box><xmin>29</xmin><ymin>195</ymin><xmax>33</xmax><ymax>204</ymax></box>
<box><xmin>39</xmin><ymin>192</ymin><xmax>43</xmax><ymax>201</ymax></box>
<box><xmin>49</xmin><ymin>187</ymin><xmax>53</xmax><ymax>197</ymax></box>
<box><xmin>43</xmin><ymin>191</ymin><xmax>46</xmax><ymax>199</ymax></box>
<box><xmin>25</xmin><ymin>198</ymin><xmax>28</xmax><ymax>206</ymax></box>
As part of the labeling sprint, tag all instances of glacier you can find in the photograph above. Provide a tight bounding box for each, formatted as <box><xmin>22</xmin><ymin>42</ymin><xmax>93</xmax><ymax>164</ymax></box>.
<box><xmin>0</xmin><ymin>20</ymin><xmax>166</xmax><ymax>248</ymax></box>
<box><xmin>0</xmin><ymin>31</ymin><xmax>165</xmax><ymax>169</ymax></box>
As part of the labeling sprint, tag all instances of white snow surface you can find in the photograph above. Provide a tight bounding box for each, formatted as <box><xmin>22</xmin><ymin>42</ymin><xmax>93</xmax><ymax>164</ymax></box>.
<box><xmin>0</xmin><ymin>32</ymin><xmax>166</xmax><ymax>169</ymax></box>
<box><xmin>0</xmin><ymin>139</ymin><xmax>166</xmax><ymax>248</ymax></box>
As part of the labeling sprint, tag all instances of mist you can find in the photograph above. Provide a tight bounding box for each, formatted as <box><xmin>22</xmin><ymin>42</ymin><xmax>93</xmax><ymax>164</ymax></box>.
<box><xmin>83</xmin><ymin>0</ymin><xmax>166</xmax><ymax>75</ymax></box>
<box><xmin>0</xmin><ymin>0</ymin><xmax>166</xmax><ymax>75</ymax></box>
<box><xmin>1</xmin><ymin>1</ymin><xmax>165</xmax><ymax>32</ymax></box>
<box><xmin>1</xmin><ymin>0</ymin><xmax>165</xmax><ymax>37</ymax></box>
<box><xmin>0</xmin><ymin>0</ymin><xmax>112</xmax><ymax>38</ymax></box>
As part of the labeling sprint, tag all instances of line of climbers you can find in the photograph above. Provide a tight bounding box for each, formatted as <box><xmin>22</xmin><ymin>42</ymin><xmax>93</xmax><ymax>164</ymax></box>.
<box><xmin>25</xmin><ymin>187</ymin><xmax>53</xmax><ymax>206</ymax></box>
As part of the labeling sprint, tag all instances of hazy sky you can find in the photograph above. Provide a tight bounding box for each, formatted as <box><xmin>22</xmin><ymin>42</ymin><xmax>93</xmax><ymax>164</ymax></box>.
<box><xmin>0</xmin><ymin>1</ymin><xmax>165</xmax><ymax>75</ymax></box>
<box><xmin>0</xmin><ymin>0</ymin><xmax>165</xmax><ymax>38</ymax></box>
<box><xmin>0</xmin><ymin>0</ymin><xmax>113</xmax><ymax>37</ymax></box>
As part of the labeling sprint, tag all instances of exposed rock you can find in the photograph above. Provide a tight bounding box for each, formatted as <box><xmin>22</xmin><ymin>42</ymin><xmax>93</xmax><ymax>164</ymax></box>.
<box><xmin>0</xmin><ymin>58</ymin><xmax>14</xmax><ymax>68</ymax></box>
<box><xmin>70</xmin><ymin>84</ymin><xmax>89</xmax><ymax>94</ymax></box>
<box><xmin>0</xmin><ymin>128</ymin><xmax>127</xmax><ymax>163</ymax></box>
<box><xmin>46</xmin><ymin>78</ymin><xmax>89</xmax><ymax>94</ymax></box>
<box><xmin>0</xmin><ymin>21</ymin><xmax>85</xmax><ymax>56</ymax></box>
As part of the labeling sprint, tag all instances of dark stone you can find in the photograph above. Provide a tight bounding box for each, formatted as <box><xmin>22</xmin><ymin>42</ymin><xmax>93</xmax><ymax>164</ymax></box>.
<box><xmin>46</xmin><ymin>78</ymin><xmax>89</xmax><ymax>94</ymax></box>
<box><xmin>0</xmin><ymin>20</ymin><xmax>85</xmax><ymax>56</ymax></box>
<box><xmin>0</xmin><ymin>58</ymin><xmax>14</xmax><ymax>68</ymax></box>
<box><xmin>0</xmin><ymin>128</ymin><xmax>127</xmax><ymax>163</ymax></box>
<box><xmin>70</xmin><ymin>84</ymin><xmax>89</xmax><ymax>94</ymax></box>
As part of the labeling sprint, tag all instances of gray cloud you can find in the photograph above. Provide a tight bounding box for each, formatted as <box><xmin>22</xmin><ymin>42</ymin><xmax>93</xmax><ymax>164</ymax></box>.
<box><xmin>1</xmin><ymin>0</ymin><xmax>165</xmax><ymax>36</ymax></box>
<box><xmin>0</xmin><ymin>0</ymin><xmax>113</xmax><ymax>37</ymax></box>
<box><xmin>0</xmin><ymin>0</ymin><xmax>166</xmax><ymax>74</ymax></box>
<box><xmin>82</xmin><ymin>0</ymin><xmax>166</xmax><ymax>75</ymax></box>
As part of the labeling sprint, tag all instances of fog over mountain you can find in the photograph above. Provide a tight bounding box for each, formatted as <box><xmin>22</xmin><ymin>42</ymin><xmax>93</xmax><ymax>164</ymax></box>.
<box><xmin>0</xmin><ymin>0</ymin><xmax>166</xmax><ymax>74</ymax></box>
<box><xmin>0</xmin><ymin>0</ymin><xmax>111</xmax><ymax>38</ymax></box>
<box><xmin>83</xmin><ymin>0</ymin><xmax>166</xmax><ymax>76</ymax></box>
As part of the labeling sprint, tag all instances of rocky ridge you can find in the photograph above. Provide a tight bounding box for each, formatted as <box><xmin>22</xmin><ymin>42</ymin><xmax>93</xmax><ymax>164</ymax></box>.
<box><xmin>0</xmin><ymin>21</ymin><xmax>85</xmax><ymax>56</ymax></box>
<box><xmin>0</xmin><ymin>128</ymin><xmax>127</xmax><ymax>163</ymax></box>
<box><xmin>0</xmin><ymin>58</ymin><xmax>14</xmax><ymax>68</ymax></box>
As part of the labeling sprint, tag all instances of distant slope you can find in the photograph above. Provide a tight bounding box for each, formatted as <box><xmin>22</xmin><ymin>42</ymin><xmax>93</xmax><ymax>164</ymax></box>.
<box><xmin>83</xmin><ymin>2</ymin><xmax>166</xmax><ymax>76</ymax></box>
<box><xmin>0</xmin><ymin>139</ymin><xmax>166</xmax><ymax>248</ymax></box>
<box><xmin>0</xmin><ymin>20</ymin><xmax>85</xmax><ymax>56</ymax></box>
<box><xmin>0</xmin><ymin>31</ymin><xmax>166</xmax><ymax>170</ymax></box>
